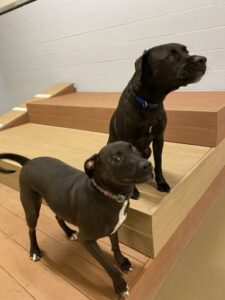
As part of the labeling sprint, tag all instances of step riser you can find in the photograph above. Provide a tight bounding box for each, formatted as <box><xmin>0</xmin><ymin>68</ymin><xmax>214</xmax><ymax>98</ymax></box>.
<box><xmin>27</xmin><ymin>91</ymin><xmax>225</xmax><ymax>147</ymax></box>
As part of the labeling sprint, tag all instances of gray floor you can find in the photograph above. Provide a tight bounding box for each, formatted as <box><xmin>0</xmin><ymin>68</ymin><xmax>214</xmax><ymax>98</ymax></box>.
<box><xmin>156</xmin><ymin>188</ymin><xmax>225</xmax><ymax>300</ymax></box>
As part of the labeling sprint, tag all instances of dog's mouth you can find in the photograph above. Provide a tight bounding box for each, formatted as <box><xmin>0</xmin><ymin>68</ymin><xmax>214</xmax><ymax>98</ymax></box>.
<box><xmin>122</xmin><ymin>172</ymin><xmax>153</xmax><ymax>184</ymax></box>
<box><xmin>180</xmin><ymin>60</ymin><xmax>207</xmax><ymax>85</ymax></box>
<box><xmin>180</xmin><ymin>66</ymin><xmax>206</xmax><ymax>86</ymax></box>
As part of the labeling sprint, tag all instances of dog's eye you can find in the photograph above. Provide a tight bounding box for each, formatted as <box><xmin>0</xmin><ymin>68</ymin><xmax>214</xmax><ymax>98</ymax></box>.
<box><xmin>128</xmin><ymin>144</ymin><xmax>137</xmax><ymax>153</ymax></box>
<box><xmin>112</xmin><ymin>155</ymin><xmax>121</xmax><ymax>163</ymax></box>
<box><xmin>168</xmin><ymin>55</ymin><xmax>175</xmax><ymax>61</ymax></box>
<box><xmin>112</xmin><ymin>152</ymin><xmax>122</xmax><ymax>163</ymax></box>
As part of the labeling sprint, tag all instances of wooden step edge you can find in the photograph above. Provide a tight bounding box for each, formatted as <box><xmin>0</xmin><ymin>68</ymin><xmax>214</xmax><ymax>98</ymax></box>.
<box><xmin>0</xmin><ymin>83</ymin><xmax>75</xmax><ymax>131</ymax></box>
<box><xmin>152</xmin><ymin>138</ymin><xmax>225</xmax><ymax>257</ymax></box>
<box><xmin>128</xmin><ymin>166</ymin><xmax>225</xmax><ymax>300</ymax></box>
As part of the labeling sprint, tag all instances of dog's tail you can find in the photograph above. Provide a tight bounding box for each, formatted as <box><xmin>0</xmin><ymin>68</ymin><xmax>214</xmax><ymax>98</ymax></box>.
<box><xmin>0</xmin><ymin>153</ymin><xmax>30</xmax><ymax>173</ymax></box>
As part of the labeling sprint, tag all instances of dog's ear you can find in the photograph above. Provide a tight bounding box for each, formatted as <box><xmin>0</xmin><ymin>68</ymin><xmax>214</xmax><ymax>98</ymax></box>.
<box><xmin>84</xmin><ymin>154</ymin><xmax>98</xmax><ymax>178</ymax></box>
<box><xmin>133</xmin><ymin>50</ymin><xmax>149</xmax><ymax>89</ymax></box>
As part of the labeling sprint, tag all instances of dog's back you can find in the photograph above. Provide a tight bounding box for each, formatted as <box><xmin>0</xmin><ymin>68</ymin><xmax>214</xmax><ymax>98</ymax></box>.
<box><xmin>20</xmin><ymin>157</ymin><xmax>84</xmax><ymax>222</ymax></box>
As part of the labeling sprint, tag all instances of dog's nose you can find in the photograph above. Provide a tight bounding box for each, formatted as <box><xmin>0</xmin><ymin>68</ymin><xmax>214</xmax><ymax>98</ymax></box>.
<box><xmin>139</xmin><ymin>160</ymin><xmax>152</xmax><ymax>171</ymax></box>
<box><xmin>191</xmin><ymin>55</ymin><xmax>207</xmax><ymax>65</ymax></box>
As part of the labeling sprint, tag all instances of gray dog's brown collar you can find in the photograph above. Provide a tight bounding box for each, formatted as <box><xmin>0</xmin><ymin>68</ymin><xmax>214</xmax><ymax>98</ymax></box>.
<box><xmin>92</xmin><ymin>179</ymin><xmax>131</xmax><ymax>203</ymax></box>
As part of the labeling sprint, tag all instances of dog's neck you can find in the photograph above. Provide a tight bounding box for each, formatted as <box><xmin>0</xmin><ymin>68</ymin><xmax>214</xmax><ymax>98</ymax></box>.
<box><xmin>92</xmin><ymin>176</ymin><xmax>134</xmax><ymax>202</ymax></box>
<box><xmin>127</xmin><ymin>83</ymin><xmax>162</xmax><ymax>110</ymax></box>
<box><xmin>129</xmin><ymin>74</ymin><xmax>175</xmax><ymax>105</ymax></box>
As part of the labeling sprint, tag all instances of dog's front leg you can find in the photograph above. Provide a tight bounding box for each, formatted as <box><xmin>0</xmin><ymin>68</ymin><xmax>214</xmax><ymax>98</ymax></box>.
<box><xmin>110</xmin><ymin>232</ymin><xmax>133</xmax><ymax>273</ymax></box>
<box><xmin>81</xmin><ymin>238</ymin><xmax>129</xmax><ymax>296</ymax></box>
<box><xmin>153</xmin><ymin>135</ymin><xmax>171</xmax><ymax>192</ymax></box>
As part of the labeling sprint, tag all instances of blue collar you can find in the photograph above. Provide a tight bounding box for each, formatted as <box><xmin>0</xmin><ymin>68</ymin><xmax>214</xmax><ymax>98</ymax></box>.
<box><xmin>134</xmin><ymin>95</ymin><xmax>159</xmax><ymax>110</ymax></box>
<box><xmin>128</xmin><ymin>82</ymin><xmax>160</xmax><ymax>109</ymax></box>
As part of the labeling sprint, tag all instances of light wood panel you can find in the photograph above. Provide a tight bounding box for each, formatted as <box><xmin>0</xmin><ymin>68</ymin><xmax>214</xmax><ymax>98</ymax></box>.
<box><xmin>0</xmin><ymin>166</ymin><xmax>224</xmax><ymax>299</ymax></box>
<box><xmin>27</xmin><ymin>91</ymin><xmax>225</xmax><ymax>146</ymax></box>
<box><xmin>130</xmin><ymin>167</ymin><xmax>225</xmax><ymax>300</ymax></box>
<box><xmin>0</xmin><ymin>185</ymin><xmax>147</xmax><ymax>300</ymax></box>
<box><xmin>0</xmin><ymin>265</ymin><xmax>34</xmax><ymax>300</ymax></box>
<box><xmin>0</xmin><ymin>123</ymin><xmax>218</xmax><ymax>256</ymax></box>
<box><xmin>0</xmin><ymin>82</ymin><xmax>75</xmax><ymax>131</ymax></box>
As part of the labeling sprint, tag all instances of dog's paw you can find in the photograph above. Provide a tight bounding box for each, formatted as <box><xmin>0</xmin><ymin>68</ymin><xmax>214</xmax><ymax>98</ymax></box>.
<box><xmin>113</xmin><ymin>277</ymin><xmax>129</xmax><ymax>297</ymax></box>
<box><xmin>120</xmin><ymin>258</ymin><xmax>133</xmax><ymax>274</ymax></box>
<box><xmin>131</xmin><ymin>187</ymin><xmax>140</xmax><ymax>200</ymax></box>
<box><xmin>121</xmin><ymin>289</ymin><xmax>129</xmax><ymax>298</ymax></box>
<box><xmin>69</xmin><ymin>231</ymin><xmax>78</xmax><ymax>241</ymax></box>
<box><xmin>157</xmin><ymin>181</ymin><xmax>171</xmax><ymax>193</ymax></box>
<box><xmin>30</xmin><ymin>249</ymin><xmax>42</xmax><ymax>262</ymax></box>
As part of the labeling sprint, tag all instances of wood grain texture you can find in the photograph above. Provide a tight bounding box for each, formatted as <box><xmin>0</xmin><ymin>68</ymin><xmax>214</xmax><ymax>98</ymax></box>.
<box><xmin>0</xmin><ymin>123</ymin><xmax>215</xmax><ymax>256</ymax></box>
<box><xmin>0</xmin><ymin>184</ymin><xmax>148</xmax><ymax>300</ymax></box>
<box><xmin>129</xmin><ymin>167</ymin><xmax>225</xmax><ymax>300</ymax></box>
<box><xmin>0</xmin><ymin>82</ymin><xmax>75</xmax><ymax>132</ymax></box>
<box><xmin>0</xmin><ymin>265</ymin><xmax>34</xmax><ymax>300</ymax></box>
<box><xmin>152</xmin><ymin>138</ymin><xmax>225</xmax><ymax>256</ymax></box>
<box><xmin>0</xmin><ymin>166</ymin><xmax>224</xmax><ymax>300</ymax></box>
<box><xmin>27</xmin><ymin>91</ymin><xmax>225</xmax><ymax>146</ymax></box>
<box><xmin>0</xmin><ymin>111</ymin><xmax>29</xmax><ymax>131</ymax></box>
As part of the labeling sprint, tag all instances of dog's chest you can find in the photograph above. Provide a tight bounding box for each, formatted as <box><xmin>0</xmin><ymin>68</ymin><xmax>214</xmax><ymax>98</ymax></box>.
<box><xmin>110</xmin><ymin>200</ymin><xmax>129</xmax><ymax>235</ymax></box>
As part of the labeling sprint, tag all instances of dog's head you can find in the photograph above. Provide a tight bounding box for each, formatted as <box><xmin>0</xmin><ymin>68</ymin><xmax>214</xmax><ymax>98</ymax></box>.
<box><xmin>133</xmin><ymin>43</ymin><xmax>207</xmax><ymax>92</ymax></box>
<box><xmin>84</xmin><ymin>141</ymin><xmax>153</xmax><ymax>190</ymax></box>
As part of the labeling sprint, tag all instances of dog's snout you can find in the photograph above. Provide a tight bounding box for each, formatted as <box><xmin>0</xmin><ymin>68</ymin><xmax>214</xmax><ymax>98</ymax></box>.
<box><xmin>189</xmin><ymin>55</ymin><xmax>207</xmax><ymax>65</ymax></box>
<box><xmin>139</xmin><ymin>160</ymin><xmax>152</xmax><ymax>170</ymax></box>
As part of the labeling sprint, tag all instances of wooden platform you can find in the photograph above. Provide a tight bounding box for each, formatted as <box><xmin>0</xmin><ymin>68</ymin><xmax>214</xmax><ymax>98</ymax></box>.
<box><xmin>0</xmin><ymin>167</ymin><xmax>225</xmax><ymax>299</ymax></box>
<box><xmin>0</xmin><ymin>83</ymin><xmax>75</xmax><ymax>131</ymax></box>
<box><xmin>27</xmin><ymin>91</ymin><xmax>225</xmax><ymax>146</ymax></box>
<box><xmin>1</xmin><ymin>123</ymin><xmax>225</xmax><ymax>257</ymax></box>
<box><xmin>1</xmin><ymin>83</ymin><xmax>225</xmax><ymax>298</ymax></box>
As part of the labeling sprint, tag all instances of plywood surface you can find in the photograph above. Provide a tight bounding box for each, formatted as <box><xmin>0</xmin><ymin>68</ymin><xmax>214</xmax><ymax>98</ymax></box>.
<box><xmin>31</xmin><ymin>92</ymin><xmax>120</xmax><ymax>108</ymax></box>
<box><xmin>0</xmin><ymin>123</ymin><xmax>217</xmax><ymax>257</ymax></box>
<box><xmin>156</xmin><ymin>171</ymin><xmax>225</xmax><ymax>300</ymax></box>
<box><xmin>0</xmin><ymin>123</ymin><xmax>210</xmax><ymax>214</ymax></box>
<box><xmin>0</xmin><ymin>82</ymin><xmax>75</xmax><ymax>131</ymax></box>
<box><xmin>0</xmin><ymin>183</ymin><xmax>147</xmax><ymax>300</ymax></box>
<box><xmin>0</xmin><ymin>167</ymin><xmax>224</xmax><ymax>300</ymax></box>
<box><xmin>31</xmin><ymin>91</ymin><xmax>225</xmax><ymax>111</ymax></box>
<box><xmin>27</xmin><ymin>91</ymin><xmax>225</xmax><ymax>146</ymax></box>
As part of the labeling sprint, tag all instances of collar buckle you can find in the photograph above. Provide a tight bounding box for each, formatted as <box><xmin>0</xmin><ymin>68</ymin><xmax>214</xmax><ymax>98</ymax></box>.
<box><xmin>117</xmin><ymin>194</ymin><xmax>126</xmax><ymax>203</ymax></box>
<box><xmin>92</xmin><ymin>179</ymin><xmax>129</xmax><ymax>203</ymax></box>
<box><xmin>143</xmin><ymin>100</ymin><xmax>148</xmax><ymax>108</ymax></box>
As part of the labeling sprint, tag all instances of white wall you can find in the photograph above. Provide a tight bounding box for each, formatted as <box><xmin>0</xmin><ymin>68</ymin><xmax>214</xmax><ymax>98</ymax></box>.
<box><xmin>0</xmin><ymin>0</ymin><xmax>224</xmax><ymax>111</ymax></box>
<box><xmin>0</xmin><ymin>70</ymin><xmax>11</xmax><ymax>114</ymax></box>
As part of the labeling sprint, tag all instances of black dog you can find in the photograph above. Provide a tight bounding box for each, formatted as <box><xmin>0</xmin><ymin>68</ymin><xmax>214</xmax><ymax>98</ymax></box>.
<box><xmin>0</xmin><ymin>142</ymin><xmax>152</xmax><ymax>296</ymax></box>
<box><xmin>108</xmin><ymin>43</ymin><xmax>207</xmax><ymax>198</ymax></box>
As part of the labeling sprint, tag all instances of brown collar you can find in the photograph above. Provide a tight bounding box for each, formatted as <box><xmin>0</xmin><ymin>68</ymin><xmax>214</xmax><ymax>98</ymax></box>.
<box><xmin>92</xmin><ymin>179</ymin><xmax>131</xmax><ymax>203</ymax></box>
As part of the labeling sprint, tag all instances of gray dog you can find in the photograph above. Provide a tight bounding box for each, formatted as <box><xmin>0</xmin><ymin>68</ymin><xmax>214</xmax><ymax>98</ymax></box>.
<box><xmin>108</xmin><ymin>43</ymin><xmax>207</xmax><ymax>198</ymax></box>
<box><xmin>0</xmin><ymin>141</ymin><xmax>152</xmax><ymax>296</ymax></box>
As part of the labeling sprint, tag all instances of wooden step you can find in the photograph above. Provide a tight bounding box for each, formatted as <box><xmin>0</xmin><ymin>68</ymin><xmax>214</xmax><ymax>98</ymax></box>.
<box><xmin>0</xmin><ymin>167</ymin><xmax>225</xmax><ymax>299</ymax></box>
<box><xmin>0</xmin><ymin>82</ymin><xmax>75</xmax><ymax>131</ymax></box>
<box><xmin>0</xmin><ymin>183</ymin><xmax>145</xmax><ymax>300</ymax></box>
<box><xmin>1</xmin><ymin>123</ymin><xmax>225</xmax><ymax>257</ymax></box>
<box><xmin>27</xmin><ymin>91</ymin><xmax>225</xmax><ymax>147</ymax></box>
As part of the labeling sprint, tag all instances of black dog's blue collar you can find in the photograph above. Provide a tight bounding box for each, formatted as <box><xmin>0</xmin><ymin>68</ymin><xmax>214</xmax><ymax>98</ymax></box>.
<box><xmin>134</xmin><ymin>95</ymin><xmax>159</xmax><ymax>109</ymax></box>
<box><xmin>128</xmin><ymin>83</ymin><xmax>160</xmax><ymax>109</ymax></box>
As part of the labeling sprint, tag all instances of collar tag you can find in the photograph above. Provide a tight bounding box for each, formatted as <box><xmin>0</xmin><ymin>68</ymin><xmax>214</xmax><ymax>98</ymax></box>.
<box><xmin>143</xmin><ymin>100</ymin><xmax>148</xmax><ymax>108</ymax></box>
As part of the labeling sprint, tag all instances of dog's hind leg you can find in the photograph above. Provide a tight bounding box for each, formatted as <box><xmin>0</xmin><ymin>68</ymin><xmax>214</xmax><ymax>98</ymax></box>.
<box><xmin>20</xmin><ymin>189</ymin><xmax>42</xmax><ymax>262</ymax></box>
<box><xmin>55</xmin><ymin>216</ymin><xmax>78</xmax><ymax>240</ymax></box>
